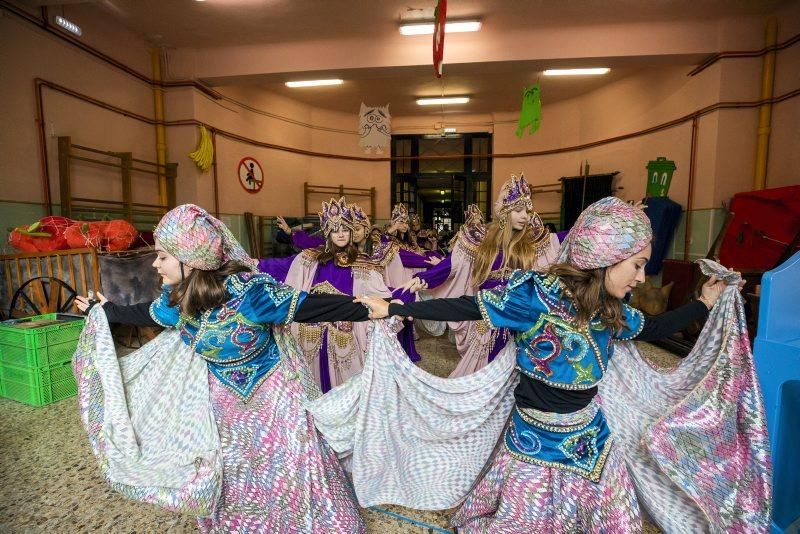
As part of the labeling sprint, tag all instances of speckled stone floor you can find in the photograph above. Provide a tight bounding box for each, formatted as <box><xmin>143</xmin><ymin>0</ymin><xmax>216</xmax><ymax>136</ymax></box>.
<box><xmin>0</xmin><ymin>330</ymin><xmax>671</xmax><ymax>533</ymax></box>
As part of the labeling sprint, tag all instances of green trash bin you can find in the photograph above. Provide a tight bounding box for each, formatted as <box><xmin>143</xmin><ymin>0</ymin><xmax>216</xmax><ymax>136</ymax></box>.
<box><xmin>646</xmin><ymin>157</ymin><xmax>676</xmax><ymax>198</ymax></box>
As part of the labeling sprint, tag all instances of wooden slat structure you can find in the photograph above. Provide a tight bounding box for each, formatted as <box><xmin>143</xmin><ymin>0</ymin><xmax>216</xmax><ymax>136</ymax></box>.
<box><xmin>58</xmin><ymin>136</ymin><xmax>177</xmax><ymax>229</ymax></box>
<box><xmin>1</xmin><ymin>248</ymin><xmax>100</xmax><ymax>319</ymax></box>
<box><xmin>303</xmin><ymin>182</ymin><xmax>376</xmax><ymax>219</ymax></box>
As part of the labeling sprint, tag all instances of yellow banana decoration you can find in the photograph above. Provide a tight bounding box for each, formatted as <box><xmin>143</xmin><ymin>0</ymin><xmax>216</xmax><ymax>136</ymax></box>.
<box><xmin>188</xmin><ymin>125</ymin><xmax>214</xmax><ymax>171</ymax></box>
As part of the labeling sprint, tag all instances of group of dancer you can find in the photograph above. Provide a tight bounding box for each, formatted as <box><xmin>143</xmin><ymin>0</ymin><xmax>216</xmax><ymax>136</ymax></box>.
<box><xmin>72</xmin><ymin>173</ymin><xmax>771</xmax><ymax>533</ymax></box>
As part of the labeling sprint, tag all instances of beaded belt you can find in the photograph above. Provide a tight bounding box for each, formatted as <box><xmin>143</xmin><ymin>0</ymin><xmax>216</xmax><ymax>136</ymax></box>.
<box><xmin>504</xmin><ymin>401</ymin><xmax>612</xmax><ymax>482</ymax></box>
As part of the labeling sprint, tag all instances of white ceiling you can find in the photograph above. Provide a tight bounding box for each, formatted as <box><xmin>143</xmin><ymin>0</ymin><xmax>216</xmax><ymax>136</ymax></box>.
<box><xmin>51</xmin><ymin>0</ymin><xmax>791</xmax><ymax>115</ymax></box>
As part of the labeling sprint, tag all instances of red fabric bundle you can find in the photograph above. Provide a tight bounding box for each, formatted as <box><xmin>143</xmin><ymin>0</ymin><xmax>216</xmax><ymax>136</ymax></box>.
<box><xmin>103</xmin><ymin>219</ymin><xmax>138</xmax><ymax>252</ymax></box>
<box><xmin>39</xmin><ymin>215</ymin><xmax>74</xmax><ymax>250</ymax></box>
<box><xmin>64</xmin><ymin>222</ymin><xmax>104</xmax><ymax>249</ymax></box>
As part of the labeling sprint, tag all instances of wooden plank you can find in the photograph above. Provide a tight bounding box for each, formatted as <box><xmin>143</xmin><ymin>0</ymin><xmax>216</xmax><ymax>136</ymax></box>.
<box><xmin>78</xmin><ymin>253</ymin><xmax>87</xmax><ymax>297</ymax></box>
<box><xmin>90</xmin><ymin>249</ymin><xmax>100</xmax><ymax>295</ymax></box>
<box><xmin>4</xmin><ymin>260</ymin><xmax>13</xmax><ymax>304</ymax></box>
<box><xmin>67</xmin><ymin>253</ymin><xmax>77</xmax><ymax>295</ymax></box>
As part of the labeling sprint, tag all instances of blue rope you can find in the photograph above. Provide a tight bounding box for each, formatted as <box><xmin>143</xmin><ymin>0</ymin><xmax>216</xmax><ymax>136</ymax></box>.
<box><xmin>368</xmin><ymin>506</ymin><xmax>453</xmax><ymax>533</ymax></box>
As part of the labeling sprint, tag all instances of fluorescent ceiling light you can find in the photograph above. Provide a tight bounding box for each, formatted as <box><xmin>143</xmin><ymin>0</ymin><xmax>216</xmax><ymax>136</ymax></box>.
<box><xmin>54</xmin><ymin>15</ymin><xmax>82</xmax><ymax>36</ymax></box>
<box><xmin>416</xmin><ymin>97</ymin><xmax>469</xmax><ymax>106</ymax></box>
<box><xmin>285</xmin><ymin>79</ymin><xmax>344</xmax><ymax>88</ymax></box>
<box><xmin>543</xmin><ymin>68</ymin><xmax>610</xmax><ymax>76</ymax></box>
<box><xmin>444</xmin><ymin>127</ymin><xmax>457</xmax><ymax>133</ymax></box>
<box><xmin>399</xmin><ymin>20</ymin><xmax>481</xmax><ymax>36</ymax></box>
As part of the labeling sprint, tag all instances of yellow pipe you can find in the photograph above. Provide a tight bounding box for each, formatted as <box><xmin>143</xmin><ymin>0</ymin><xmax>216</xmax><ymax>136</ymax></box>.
<box><xmin>754</xmin><ymin>17</ymin><xmax>777</xmax><ymax>190</ymax></box>
<box><xmin>152</xmin><ymin>48</ymin><xmax>168</xmax><ymax>206</ymax></box>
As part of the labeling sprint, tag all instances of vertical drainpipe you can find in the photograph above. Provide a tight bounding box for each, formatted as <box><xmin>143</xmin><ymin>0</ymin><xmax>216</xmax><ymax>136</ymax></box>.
<box><xmin>754</xmin><ymin>17</ymin><xmax>777</xmax><ymax>190</ymax></box>
<box><xmin>152</xmin><ymin>48</ymin><xmax>169</xmax><ymax>206</ymax></box>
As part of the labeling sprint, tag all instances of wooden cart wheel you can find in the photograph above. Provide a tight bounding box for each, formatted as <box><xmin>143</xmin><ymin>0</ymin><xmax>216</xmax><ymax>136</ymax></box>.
<box><xmin>8</xmin><ymin>276</ymin><xmax>78</xmax><ymax>318</ymax></box>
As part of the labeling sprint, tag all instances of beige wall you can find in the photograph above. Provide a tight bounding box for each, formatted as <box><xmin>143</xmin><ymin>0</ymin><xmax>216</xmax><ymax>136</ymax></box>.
<box><xmin>1</xmin><ymin>6</ymin><xmax>798</xmax><ymax>228</ymax></box>
<box><xmin>0</xmin><ymin>13</ymin><xmax>155</xmax><ymax>205</ymax></box>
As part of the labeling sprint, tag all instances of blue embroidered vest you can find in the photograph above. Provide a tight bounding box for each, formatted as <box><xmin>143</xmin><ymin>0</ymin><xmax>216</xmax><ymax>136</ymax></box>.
<box><xmin>149</xmin><ymin>272</ymin><xmax>305</xmax><ymax>400</ymax></box>
<box><xmin>477</xmin><ymin>270</ymin><xmax>644</xmax><ymax>480</ymax></box>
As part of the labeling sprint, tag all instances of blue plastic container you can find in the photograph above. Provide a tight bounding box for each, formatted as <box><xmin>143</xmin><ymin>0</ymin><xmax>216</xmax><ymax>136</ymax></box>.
<box><xmin>754</xmin><ymin>250</ymin><xmax>800</xmax><ymax>533</ymax></box>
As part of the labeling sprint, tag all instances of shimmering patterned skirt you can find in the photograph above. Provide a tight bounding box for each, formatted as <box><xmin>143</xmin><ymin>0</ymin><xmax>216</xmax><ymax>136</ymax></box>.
<box><xmin>450</xmin><ymin>403</ymin><xmax>642</xmax><ymax>534</ymax></box>
<box><xmin>197</xmin><ymin>364</ymin><xmax>365</xmax><ymax>533</ymax></box>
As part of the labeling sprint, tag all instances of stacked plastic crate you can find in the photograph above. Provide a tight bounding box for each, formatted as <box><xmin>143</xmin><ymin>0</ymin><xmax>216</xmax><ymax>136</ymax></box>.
<box><xmin>0</xmin><ymin>313</ymin><xmax>84</xmax><ymax>406</ymax></box>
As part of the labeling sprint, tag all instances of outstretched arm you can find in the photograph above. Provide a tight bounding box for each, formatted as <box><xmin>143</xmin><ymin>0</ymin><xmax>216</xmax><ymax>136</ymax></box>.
<box><xmin>294</xmin><ymin>294</ymin><xmax>371</xmax><ymax>322</ymax></box>
<box><xmin>75</xmin><ymin>293</ymin><xmax>160</xmax><ymax>326</ymax></box>
<box><xmin>356</xmin><ymin>295</ymin><xmax>482</xmax><ymax>322</ymax></box>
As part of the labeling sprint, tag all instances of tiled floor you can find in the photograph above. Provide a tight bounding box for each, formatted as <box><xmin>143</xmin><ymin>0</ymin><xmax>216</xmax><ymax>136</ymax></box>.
<box><xmin>0</xmin><ymin>330</ymin><xmax>670</xmax><ymax>532</ymax></box>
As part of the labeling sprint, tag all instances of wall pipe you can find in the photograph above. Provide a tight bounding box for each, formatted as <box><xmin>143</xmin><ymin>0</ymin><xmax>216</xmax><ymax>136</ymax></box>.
<box><xmin>151</xmin><ymin>50</ymin><xmax>169</xmax><ymax>206</ymax></box>
<box><xmin>34</xmin><ymin>78</ymin><xmax>52</xmax><ymax>215</ymax></box>
<box><xmin>684</xmin><ymin>116</ymin><xmax>699</xmax><ymax>261</ymax></box>
<box><xmin>754</xmin><ymin>18</ymin><xmax>778</xmax><ymax>191</ymax></box>
<box><xmin>33</xmin><ymin>77</ymin><xmax>800</xmax><ymax>215</ymax></box>
<box><xmin>35</xmin><ymin>77</ymin><xmax>800</xmax><ymax>164</ymax></box>
<box><xmin>688</xmin><ymin>31</ymin><xmax>799</xmax><ymax>77</ymax></box>
<box><xmin>211</xmin><ymin>129</ymin><xmax>220</xmax><ymax>218</ymax></box>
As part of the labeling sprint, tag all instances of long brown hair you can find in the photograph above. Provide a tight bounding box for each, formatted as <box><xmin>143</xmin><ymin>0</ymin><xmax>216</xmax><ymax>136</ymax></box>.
<box><xmin>169</xmin><ymin>261</ymin><xmax>251</xmax><ymax>317</ymax></box>
<box><xmin>547</xmin><ymin>262</ymin><xmax>626</xmax><ymax>331</ymax></box>
<box><xmin>316</xmin><ymin>236</ymin><xmax>359</xmax><ymax>265</ymax></box>
<box><xmin>471</xmin><ymin>220</ymin><xmax>540</xmax><ymax>287</ymax></box>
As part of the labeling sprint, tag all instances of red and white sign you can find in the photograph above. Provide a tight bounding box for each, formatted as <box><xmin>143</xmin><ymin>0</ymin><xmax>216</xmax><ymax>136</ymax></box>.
<box><xmin>433</xmin><ymin>0</ymin><xmax>447</xmax><ymax>78</ymax></box>
<box><xmin>237</xmin><ymin>157</ymin><xmax>264</xmax><ymax>194</ymax></box>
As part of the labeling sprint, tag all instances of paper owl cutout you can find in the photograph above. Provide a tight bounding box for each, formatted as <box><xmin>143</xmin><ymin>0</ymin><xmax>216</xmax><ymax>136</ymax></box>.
<box><xmin>516</xmin><ymin>84</ymin><xmax>542</xmax><ymax>138</ymax></box>
<box><xmin>359</xmin><ymin>103</ymin><xmax>391</xmax><ymax>154</ymax></box>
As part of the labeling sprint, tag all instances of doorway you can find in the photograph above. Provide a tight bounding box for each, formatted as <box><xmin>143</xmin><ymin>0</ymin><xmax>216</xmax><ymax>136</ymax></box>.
<box><xmin>391</xmin><ymin>133</ymin><xmax>492</xmax><ymax>232</ymax></box>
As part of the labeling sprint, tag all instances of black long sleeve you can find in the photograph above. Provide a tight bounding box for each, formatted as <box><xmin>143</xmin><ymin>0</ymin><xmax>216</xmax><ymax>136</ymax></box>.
<box><xmin>99</xmin><ymin>294</ymin><xmax>371</xmax><ymax>326</ymax></box>
<box><xmin>634</xmin><ymin>299</ymin><xmax>709</xmax><ymax>342</ymax></box>
<box><xmin>387</xmin><ymin>296</ymin><xmax>482</xmax><ymax>321</ymax></box>
<box><xmin>294</xmin><ymin>294</ymin><xmax>371</xmax><ymax>322</ymax></box>
<box><xmin>101</xmin><ymin>301</ymin><xmax>160</xmax><ymax>327</ymax></box>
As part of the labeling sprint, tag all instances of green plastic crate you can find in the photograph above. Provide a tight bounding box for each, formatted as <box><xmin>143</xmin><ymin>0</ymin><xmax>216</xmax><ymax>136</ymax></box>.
<box><xmin>0</xmin><ymin>360</ymin><xmax>77</xmax><ymax>406</ymax></box>
<box><xmin>0</xmin><ymin>313</ymin><xmax>85</xmax><ymax>369</ymax></box>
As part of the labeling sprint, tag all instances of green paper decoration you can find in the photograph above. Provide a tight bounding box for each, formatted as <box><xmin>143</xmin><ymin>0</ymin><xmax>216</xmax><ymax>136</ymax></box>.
<box><xmin>516</xmin><ymin>83</ymin><xmax>542</xmax><ymax>138</ymax></box>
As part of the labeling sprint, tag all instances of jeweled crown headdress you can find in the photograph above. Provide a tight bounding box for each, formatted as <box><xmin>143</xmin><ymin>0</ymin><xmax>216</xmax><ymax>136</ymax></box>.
<box><xmin>319</xmin><ymin>197</ymin><xmax>353</xmax><ymax>237</ymax></box>
<box><xmin>494</xmin><ymin>173</ymin><xmax>533</xmax><ymax>216</ymax></box>
<box><xmin>348</xmin><ymin>203</ymin><xmax>371</xmax><ymax>230</ymax></box>
<box><xmin>464</xmin><ymin>204</ymin><xmax>484</xmax><ymax>226</ymax></box>
<box><xmin>391</xmin><ymin>203</ymin><xmax>409</xmax><ymax>225</ymax></box>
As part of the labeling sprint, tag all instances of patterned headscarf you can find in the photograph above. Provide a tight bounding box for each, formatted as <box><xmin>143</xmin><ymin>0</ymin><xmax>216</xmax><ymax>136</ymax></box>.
<box><xmin>319</xmin><ymin>197</ymin><xmax>353</xmax><ymax>237</ymax></box>
<box><xmin>154</xmin><ymin>204</ymin><xmax>258</xmax><ymax>271</ymax></box>
<box><xmin>495</xmin><ymin>173</ymin><xmax>533</xmax><ymax>217</ymax></box>
<box><xmin>557</xmin><ymin>197</ymin><xmax>652</xmax><ymax>269</ymax></box>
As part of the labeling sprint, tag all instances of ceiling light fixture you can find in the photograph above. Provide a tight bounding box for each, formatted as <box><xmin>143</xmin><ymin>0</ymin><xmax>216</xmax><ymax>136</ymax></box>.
<box><xmin>54</xmin><ymin>15</ymin><xmax>82</xmax><ymax>36</ymax></box>
<box><xmin>416</xmin><ymin>97</ymin><xmax>469</xmax><ymax>106</ymax></box>
<box><xmin>444</xmin><ymin>127</ymin><xmax>457</xmax><ymax>133</ymax></box>
<box><xmin>399</xmin><ymin>20</ymin><xmax>481</xmax><ymax>36</ymax></box>
<box><xmin>285</xmin><ymin>79</ymin><xmax>344</xmax><ymax>88</ymax></box>
<box><xmin>543</xmin><ymin>68</ymin><xmax>610</xmax><ymax>76</ymax></box>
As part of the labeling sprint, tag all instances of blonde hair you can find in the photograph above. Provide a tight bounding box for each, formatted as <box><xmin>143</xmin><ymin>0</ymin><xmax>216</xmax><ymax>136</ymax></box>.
<box><xmin>471</xmin><ymin>218</ymin><xmax>540</xmax><ymax>287</ymax></box>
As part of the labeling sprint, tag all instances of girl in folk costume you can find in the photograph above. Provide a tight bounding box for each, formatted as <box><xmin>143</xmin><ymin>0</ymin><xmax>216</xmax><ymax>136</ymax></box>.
<box><xmin>352</xmin><ymin>197</ymin><xmax>771</xmax><ymax>533</ymax></box>
<box><xmin>259</xmin><ymin>197</ymin><xmax>410</xmax><ymax>392</ymax></box>
<box><xmin>273</xmin><ymin>201</ymin><xmax>427</xmax><ymax>363</ymax></box>
<box><xmin>72</xmin><ymin>204</ymin><xmax>368</xmax><ymax>532</ymax></box>
<box><xmin>275</xmin><ymin>203</ymin><xmax>377</xmax><ymax>257</ymax></box>
<box><xmin>407</xmin><ymin>174</ymin><xmax>561</xmax><ymax>377</ymax></box>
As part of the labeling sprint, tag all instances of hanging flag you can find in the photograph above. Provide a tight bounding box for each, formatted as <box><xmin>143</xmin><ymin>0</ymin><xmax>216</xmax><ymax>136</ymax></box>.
<box><xmin>358</xmin><ymin>103</ymin><xmax>391</xmax><ymax>154</ymax></box>
<box><xmin>516</xmin><ymin>83</ymin><xmax>542</xmax><ymax>137</ymax></box>
<box><xmin>433</xmin><ymin>0</ymin><xmax>447</xmax><ymax>77</ymax></box>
